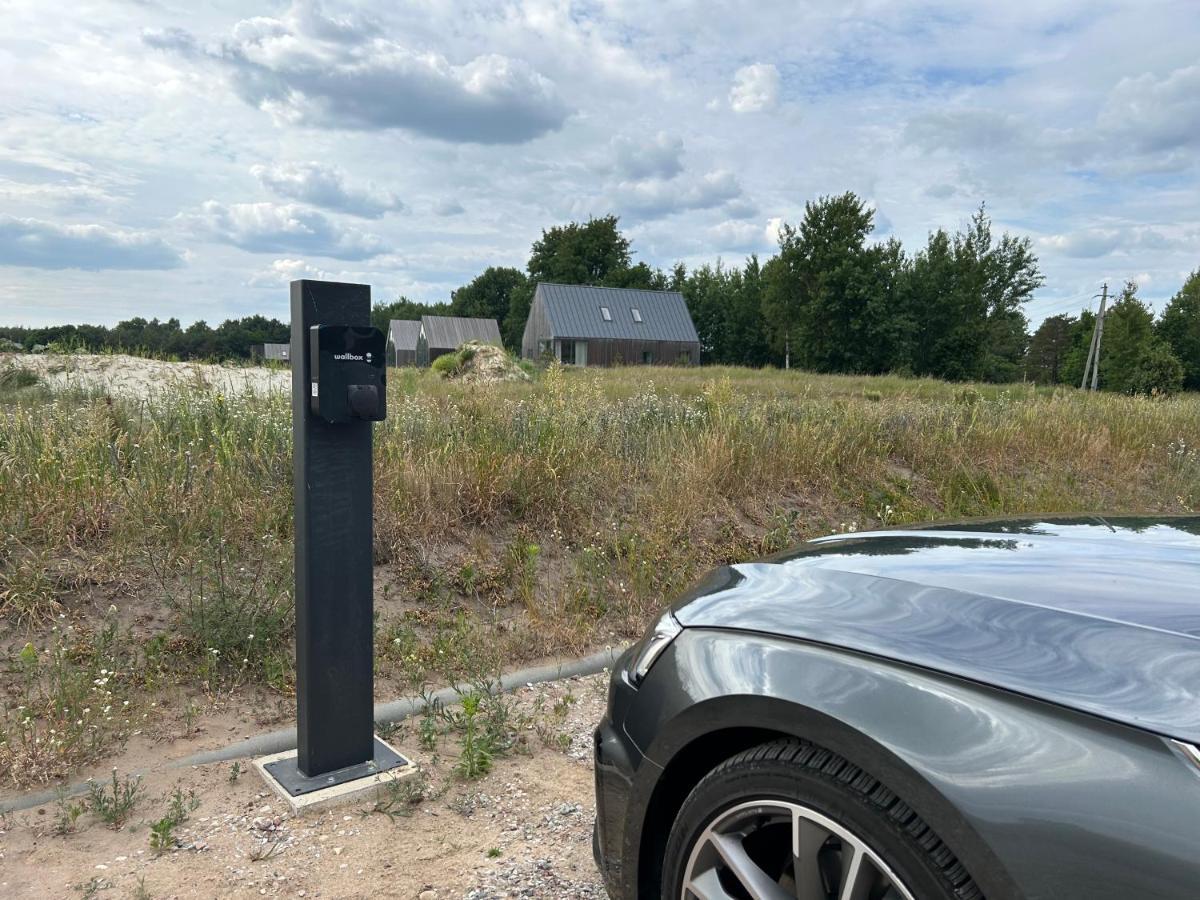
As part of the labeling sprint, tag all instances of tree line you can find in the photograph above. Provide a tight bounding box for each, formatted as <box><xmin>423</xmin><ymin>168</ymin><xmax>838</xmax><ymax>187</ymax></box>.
<box><xmin>381</xmin><ymin>195</ymin><xmax>1195</xmax><ymax>392</ymax></box>
<box><xmin>4</xmin><ymin>192</ymin><xmax>1196</xmax><ymax>392</ymax></box>
<box><xmin>1027</xmin><ymin>277</ymin><xmax>1199</xmax><ymax>393</ymax></box>
<box><xmin>0</xmin><ymin>314</ymin><xmax>289</xmax><ymax>362</ymax></box>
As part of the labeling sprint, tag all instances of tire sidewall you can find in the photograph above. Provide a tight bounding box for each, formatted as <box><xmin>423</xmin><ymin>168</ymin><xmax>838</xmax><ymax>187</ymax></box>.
<box><xmin>661</xmin><ymin>756</ymin><xmax>957</xmax><ymax>900</ymax></box>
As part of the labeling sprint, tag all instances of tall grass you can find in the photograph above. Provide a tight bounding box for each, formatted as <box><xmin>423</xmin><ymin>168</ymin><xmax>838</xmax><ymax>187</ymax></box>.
<box><xmin>1</xmin><ymin>361</ymin><xmax>1198</xmax><ymax>782</ymax></box>
<box><xmin>3</xmin><ymin>365</ymin><xmax>1198</xmax><ymax>622</ymax></box>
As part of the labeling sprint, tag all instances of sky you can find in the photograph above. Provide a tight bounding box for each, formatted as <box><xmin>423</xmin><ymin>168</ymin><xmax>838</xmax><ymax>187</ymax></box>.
<box><xmin>0</xmin><ymin>0</ymin><xmax>1197</xmax><ymax>328</ymax></box>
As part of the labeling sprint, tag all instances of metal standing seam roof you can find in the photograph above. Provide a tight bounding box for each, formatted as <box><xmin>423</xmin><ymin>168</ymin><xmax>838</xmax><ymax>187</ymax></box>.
<box><xmin>535</xmin><ymin>283</ymin><xmax>700</xmax><ymax>342</ymax></box>
<box><xmin>420</xmin><ymin>315</ymin><xmax>502</xmax><ymax>350</ymax></box>
<box><xmin>387</xmin><ymin>319</ymin><xmax>423</xmax><ymax>351</ymax></box>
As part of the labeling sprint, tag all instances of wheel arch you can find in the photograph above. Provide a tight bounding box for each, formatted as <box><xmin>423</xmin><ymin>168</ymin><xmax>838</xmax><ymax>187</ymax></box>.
<box><xmin>633</xmin><ymin>692</ymin><xmax>1023</xmax><ymax>900</ymax></box>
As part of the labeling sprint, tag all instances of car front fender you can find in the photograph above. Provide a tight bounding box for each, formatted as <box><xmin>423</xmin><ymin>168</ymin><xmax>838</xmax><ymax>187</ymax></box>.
<box><xmin>621</xmin><ymin>628</ymin><xmax>1200</xmax><ymax>900</ymax></box>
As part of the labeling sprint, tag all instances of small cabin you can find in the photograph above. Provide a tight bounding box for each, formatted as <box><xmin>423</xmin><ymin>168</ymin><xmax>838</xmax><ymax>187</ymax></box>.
<box><xmin>386</xmin><ymin>320</ymin><xmax>422</xmax><ymax>367</ymax></box>
<box><xmin>260</xmin><ymin>342</ymin><xmax>290</xmax><ymax>363</ymax></box>
<box><xmin>521</xmin><ymin>283</ymin><xmax>700</xmax><ymax>366</ymax></box>
<box><xmin>418</xmin><ymin>315</ymin><xmax>502</xmax><ymax>366</ymax></box>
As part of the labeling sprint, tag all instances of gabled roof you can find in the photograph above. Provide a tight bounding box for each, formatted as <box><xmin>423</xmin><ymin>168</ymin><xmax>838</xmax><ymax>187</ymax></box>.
<box><xmin>535</xmin><ymin>283</ymin><xmax>699</xmax><ymax>343</ymax></box>
<box><xmin>388</xmin><ymin>319</ymin><xmax>422</xmax><ymax>351</ymax></box>
<box><xmin>420</xmin><ymin>315</ymin><xmax>502</xmax><ymax>350</ymax></box>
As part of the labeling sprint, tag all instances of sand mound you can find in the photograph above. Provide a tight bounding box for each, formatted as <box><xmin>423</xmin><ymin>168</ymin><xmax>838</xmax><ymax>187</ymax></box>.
<box><xmin>0</xmin><ymin>352</ymin><xmax>289</xmax><ymax>400</ymax></box>
<box><xmin>438</xmin><ymin>341</ymin><xmax>530</xmax><ymax>384</ymax></box>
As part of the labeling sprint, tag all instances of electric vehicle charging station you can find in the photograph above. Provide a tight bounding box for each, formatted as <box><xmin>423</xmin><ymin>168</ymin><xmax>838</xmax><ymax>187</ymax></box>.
<box><xmin>256</xmin><ymin>279</ymin><xmax>412</xmax><ymax>807</ymax></box>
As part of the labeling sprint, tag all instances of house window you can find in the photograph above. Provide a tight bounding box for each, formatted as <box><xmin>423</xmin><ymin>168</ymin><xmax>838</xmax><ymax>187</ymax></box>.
<box><xmin>560</xmin><ymin>340</ymin><xmax>576</xmax><ymax>365</ymax></box>
<box><xmin>600</xmin><ymin>306</ymin><xmax>612</xmax><ymax>321</ymax></box>
<box><xmin>642</xmin><ymin>350</ymin><xmax>654</xmax><ymax>364</ymax></box>
<box><xmin>631</xmin><ymin>307</ymin><xmax>643</xmax><ymax>323</ymax></box>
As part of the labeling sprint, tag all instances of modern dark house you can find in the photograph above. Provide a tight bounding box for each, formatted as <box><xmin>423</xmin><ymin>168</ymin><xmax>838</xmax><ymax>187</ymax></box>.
<box><xmin>386</xmin><ymin>319</ymin><xmax>422</xmax><ymax>367</ymax></box>
<box><xmin>418</xmin><ymin>315</ymin><xmax>502</xmax><ymax>366</ymax></box>
<box><xmin>521</xmin><ymin>283</ymin><xmax>700</xmax><ymax>366</ymax></box>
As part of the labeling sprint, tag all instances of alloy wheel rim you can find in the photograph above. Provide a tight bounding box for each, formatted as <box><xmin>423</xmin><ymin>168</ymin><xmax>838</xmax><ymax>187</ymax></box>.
<box><xmin>681</xmin><ymin>799</ymin><xmax>918</xmax><ymax>900</ymax></box>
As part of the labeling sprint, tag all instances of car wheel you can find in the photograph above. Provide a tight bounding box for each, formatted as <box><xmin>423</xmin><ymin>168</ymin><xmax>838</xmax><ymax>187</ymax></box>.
<box><xmin>662</xmin><ymin>739</ymin><xmax>981</xmax><ymax>900</ymax></box>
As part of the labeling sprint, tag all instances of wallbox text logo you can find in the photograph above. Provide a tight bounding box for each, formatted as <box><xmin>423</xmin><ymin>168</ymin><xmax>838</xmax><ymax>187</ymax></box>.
<box><xmin>334</xmin><ymin>353</ymin><xmax>364</xmax><ymax>361</ymax></box>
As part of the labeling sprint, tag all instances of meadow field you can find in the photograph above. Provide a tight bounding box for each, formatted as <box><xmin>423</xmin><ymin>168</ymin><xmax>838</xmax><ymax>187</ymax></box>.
<box><xmin>2</xmin><ymin>355</ymin><xmax>1199</xmax><ymax>787</ymax></box>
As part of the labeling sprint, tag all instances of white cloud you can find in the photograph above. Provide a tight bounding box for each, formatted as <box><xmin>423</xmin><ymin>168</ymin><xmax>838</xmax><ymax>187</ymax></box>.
<box><xmin>905</xmin><ymin>109</ymin><xmax>1023</xmax><ymax>153</ymax></box>
<box><xmin>0</xmin><ymin>216</ymin><xmax>184</xmax><ymax>270</ymax></box>
<box><xmin>433</xmin><ymin>199</ymin><xmax>465</xmax><ymax>217</ymax></box>
<box><xmin>722</xmin><ymin>198</ymin><xmax>760</xmax><ymax>219</ymax></box>
<box><xmin>1039</xmin><ymin>230</ymin><xmax>1123</xmax><ymax>259</ymax></box>
<box><xmin>187</xmin><ymin>201</ymin><xmax>385</xmax><ymax>260</ymax></box>
<box><xmin>708</xmin><ymin>219</ymin><xmax>774</xmax><ymax>252</ymax></box>
<box><xmin>764</xmin><ymin>217</ymin><xmax>786</xmax><ymax>247</ymax></box>
<box><xmin>246</xmin><ymin>257</ymin><xmax>334</xmax><ymax>288</ymax></box>
<box><xmin>729</xmin><ymin>63</ymin><xmax>780</xmax><ymax>113</ymax></box>
<box><xmin>149</xmin><ymin>3</ymin><xmax>570</xmax><ymax>144</ymax></box>
<box><xmin>251</xmin><ymin>162</ymin><xmax>402</xmax><ymax>218</ymax></box>
<box><xmin>1098</xmin><ymin>64</ymin><xmax>1200</xmax><ymax>154</ymax></box>
<box><xmin>1037</xmin><ymin>226</ymin><xmax>1184</xmax><ymax>260</ymax></box>
<box><xmin>612</xmin><ymin>170</ymin><xmax>743</xmax><ymax>219</ymax></box>
<box><xmin>0</xmin><ymin>180</ymin><xmax>115</xmax><ymax>210</ymax></box>
<box><xmin>611</xmin><ymin>132</ymin><xmax>684</xmax><ymax>180</ymax></box>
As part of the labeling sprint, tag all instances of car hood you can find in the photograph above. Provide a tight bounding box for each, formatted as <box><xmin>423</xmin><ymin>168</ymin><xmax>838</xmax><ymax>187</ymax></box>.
<box><xmin>672</xmin><ymin>516</ymin><xmax>1200</xmax><ymax>742</ymax></box>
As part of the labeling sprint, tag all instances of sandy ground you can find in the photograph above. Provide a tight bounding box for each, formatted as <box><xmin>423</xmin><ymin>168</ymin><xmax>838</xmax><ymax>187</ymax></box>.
<box><xmin>1</xmin><ymin>353</ymin><xmax>288</xmax><ymax>399</ymax></box>
<box><xmin>0</xmin><ymin>674</ymin><xmax>610</xmax><ymax>899</ymax></box>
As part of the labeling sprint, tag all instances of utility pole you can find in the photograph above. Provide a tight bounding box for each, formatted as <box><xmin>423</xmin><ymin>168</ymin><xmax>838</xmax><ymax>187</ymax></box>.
<box><xmin>1081</xmin><ymin>282</ymin><xmax>1108</xmax><ymax>390</ymax></box>
<box><xmin>1091</xmin><ymin>282</ymin><xmax>1108</xmax><ymax>391</ymax></box>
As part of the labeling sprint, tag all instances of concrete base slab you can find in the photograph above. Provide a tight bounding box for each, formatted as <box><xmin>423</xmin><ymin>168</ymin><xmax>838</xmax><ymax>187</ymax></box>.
<box><xmin>253</xmin><ymin>737</ymin><xmax>419</xmax><ymax>816</ymax></box>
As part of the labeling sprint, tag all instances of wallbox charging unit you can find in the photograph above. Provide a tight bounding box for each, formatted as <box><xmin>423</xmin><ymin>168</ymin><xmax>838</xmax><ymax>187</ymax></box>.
<box><xmin>257</xmin><ymin>280</ymin><xmax>413</xmax><ymax>807</ymax></box>
<box><xmin>308</xmin><ymin>324</ymin><xmax>386</xmax><ymax>423</ymax></box>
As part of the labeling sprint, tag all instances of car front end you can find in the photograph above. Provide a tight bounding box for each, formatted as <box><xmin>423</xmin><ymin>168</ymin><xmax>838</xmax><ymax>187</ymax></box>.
<box><xmin>594</xmin><ymin>517</ymin><xmax>1200</xmax><ymax>899</ymax></box>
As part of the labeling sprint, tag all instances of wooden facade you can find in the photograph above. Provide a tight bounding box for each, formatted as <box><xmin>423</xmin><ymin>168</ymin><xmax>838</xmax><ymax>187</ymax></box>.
<box><xmin>538</xmin><ymin>337</ymin><xmax>698</xmax><ymax>366</ymax></box>
<box><xmin>389</xmin><ymin>344</ymin><xmax>418</xmax><ymax>367</ymax></box>
<box><xmin>522</xmin><ymin>283</ymin><xmax>701</xmax><ymax>367</ymax></box>
<box><xmin>386</xmin><ymin>320</ymin><xmax>422</xmax><ymax>367</ymax></box>
<box><xmin>259</xmin><ymin>342</ymin><xmax>291</xmax><ymax>363</ymax></box>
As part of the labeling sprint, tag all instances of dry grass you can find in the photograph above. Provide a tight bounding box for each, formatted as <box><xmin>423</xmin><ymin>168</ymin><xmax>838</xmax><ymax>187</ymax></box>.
<box><xmin>1</xmin><ymin>359</ymin><xmax>1198</xmax><ymax>784</ymax></box>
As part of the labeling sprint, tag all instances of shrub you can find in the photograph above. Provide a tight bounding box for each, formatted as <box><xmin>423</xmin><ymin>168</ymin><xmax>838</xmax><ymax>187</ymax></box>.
<box><xmin>1126</xmin><ymin>343</ymin><xmax>1185</xmax><ymax>396</ymax></box>
<box><xmin>149</xmin><ymin>535</ymin><xmax>293</xmax><ymax>686</ymax></box>
<box><xmin>431</xmin><ymin>353</ymin><xmax>459</xmax><ymax>376</ymax></box>
<box><xmin>86</xmin><ymin>769</ymin><xmax>143</xmax><ymax>828</ymax></box>
<box><xmin>148</xmin><ymin>786</ymin><xmax>200</xmax><ymax>853</ymax></box>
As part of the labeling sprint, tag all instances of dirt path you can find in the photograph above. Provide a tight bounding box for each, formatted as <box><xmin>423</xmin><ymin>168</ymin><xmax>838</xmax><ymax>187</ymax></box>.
<box><xmin>0</xmin><ymin>675</ymin><xmax>610</xmax><ymax>899</ymax></box>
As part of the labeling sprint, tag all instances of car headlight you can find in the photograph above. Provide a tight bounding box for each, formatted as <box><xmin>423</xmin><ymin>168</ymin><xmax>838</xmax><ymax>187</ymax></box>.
<box><xmin>628</xmin><ymin>610</ymin><xmax>682</xmax><ymax>685</ymax></box>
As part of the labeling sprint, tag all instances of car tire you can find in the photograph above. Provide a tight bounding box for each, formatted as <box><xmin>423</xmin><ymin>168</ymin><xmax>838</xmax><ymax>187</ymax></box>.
<box><xmin>661</xmin><ymin>739</ymin><xmax>982</xmax><ymax>900</ymax></box>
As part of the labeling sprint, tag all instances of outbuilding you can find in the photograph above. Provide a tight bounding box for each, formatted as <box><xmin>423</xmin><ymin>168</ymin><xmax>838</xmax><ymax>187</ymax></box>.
<box><xmin>259</xmin><ymin>342</ymin><xmax>291</xmax><ymax>363</ymax></box>
<box><xmin>386</xmin><ymin>320</ymin><xmax>422</xmax><ymax>367</ymax></box>
<box><xmin>521</xmin><ymin>283</ymin><xmax>700</xmax><ymax>366</ymax></box>
<box><xmin>418</xmin><ymin>315</ymin><xmax>503</xmax><ymax>366</ymax></box>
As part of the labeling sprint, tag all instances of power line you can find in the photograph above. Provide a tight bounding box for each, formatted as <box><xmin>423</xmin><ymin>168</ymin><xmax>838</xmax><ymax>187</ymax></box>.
<box><xmin>1035</xmin><ymin>291</ymin><xmax>1106</xmax><ymax>318</ymax></box>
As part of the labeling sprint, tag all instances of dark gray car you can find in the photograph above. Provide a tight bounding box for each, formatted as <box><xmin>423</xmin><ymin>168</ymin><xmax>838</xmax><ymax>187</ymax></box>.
<box><xmin>593</xmin><ymin>516</ymin><xmax>1200</xmax><ymax>899</ymax></box>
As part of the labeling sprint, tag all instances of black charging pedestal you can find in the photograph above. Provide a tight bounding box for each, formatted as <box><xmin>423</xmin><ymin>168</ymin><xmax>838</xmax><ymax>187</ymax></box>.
<box><xmin>262</xmin><ymin>279</ymin><xmax>407</xmax><ymax>797</ymax></box>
